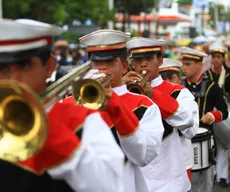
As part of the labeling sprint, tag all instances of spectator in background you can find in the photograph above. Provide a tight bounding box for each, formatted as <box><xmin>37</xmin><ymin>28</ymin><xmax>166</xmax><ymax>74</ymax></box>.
<box><xmin>71</xmin><ymin>50</ymin><xmax>81</xmax><ymax>65</ymax></box>
<box><xmin>164</xmin><ymin>43</ymin><xmax>174</xmax><ymax>58</ymax></box>
<box><xmin>53</xmin><ymin>48</ymin><xmax>61</xmax><ymax>62</ymax></box>
<box><xmin>58</xmin><ymin>51</ymin><xmax>71</xmax><ymax>66</ymax></box>
<box><xmin>71</xmin><ymin>49</ymin><xmax>87</xmax><ymax>66</ymax></box>
<box><xmin>79</xmin><ymin>49</ymin><xmax>87</xmax><ymax>63</ymax></box>
<box><xmin>46</xmin><ymin>58</ymin><xmax>67</xmax><ymax>86</ymax></box>
<box><xmin>172</xmin><ymin>47</ymin><xmax>181</xmax><ymax>60</ymax></box>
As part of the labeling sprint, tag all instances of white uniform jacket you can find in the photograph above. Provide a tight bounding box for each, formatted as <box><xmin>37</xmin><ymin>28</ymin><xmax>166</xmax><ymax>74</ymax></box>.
<box><xmin>141</xmin><ymin>75</ymin><xmax>199</xmax><ymax>192</ymax></box>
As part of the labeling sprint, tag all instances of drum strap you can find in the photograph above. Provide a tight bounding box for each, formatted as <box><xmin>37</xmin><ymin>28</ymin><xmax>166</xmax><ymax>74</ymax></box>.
<box><xmin>193</xmin><ymin>77</ymin><xmax>208</xmax><ymax>97</ymax></box>
<box><xmin>218</xmin><ymin>66</ymin><xmax>226</xmax><ymax>88</ymax></box>
<box><xmin>182</xmin><ymin>76</ymin><xmax>208</xmax><ymax>98</ymax></box>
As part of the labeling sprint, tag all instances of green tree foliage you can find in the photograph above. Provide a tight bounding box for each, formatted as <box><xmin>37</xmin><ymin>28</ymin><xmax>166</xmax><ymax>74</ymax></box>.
<box><xmin>2</xmin><ymin>0</ymin><xmax>114</xmax><ymax>27</ymax></box>
<box><xmin>65</xmin><ymin>0</ymin><xmax>115</xmax><ymax>25</ymax></box>
<box><xmin>3</xmin><ymin>0</ymin><xmax>69</xmax><ymax>23</ymax></box>
<box><xmin>211</xmin><ymin>3</ymin><xmax>230</xmax><ymax>20</ymax></box>
<box><xmin>208</xmin><ymin>2</ymin><xmax>230</xmax><ymax>28</ymax></box>
<box><xmin>114</xmin><ymin>0</ymin><xmax>155</xmax><ymax>14</ymax></box>
<box><xmin>177</xmin><ymin>0</ymin><xmax>192</xmax><ymax>6</ymax></box>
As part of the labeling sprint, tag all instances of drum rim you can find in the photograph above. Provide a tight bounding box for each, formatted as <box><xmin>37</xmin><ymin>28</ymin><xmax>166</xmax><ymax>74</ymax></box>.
<box><xmin>192</xmin><ymin>127</ymin><xmax>212</xmax><ymax>141</ymax></box>
<box><xmin>191</xmin><ymin>164</ymin><xmax>212</xmax><ymax>172</ymax></box>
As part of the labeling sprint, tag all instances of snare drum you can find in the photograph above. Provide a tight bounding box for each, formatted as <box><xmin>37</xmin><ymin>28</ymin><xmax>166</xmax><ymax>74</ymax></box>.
<box><xmin>191</xmin><ymin>127</ymin><xmax>212</xmax><ymax>171</ymax></box>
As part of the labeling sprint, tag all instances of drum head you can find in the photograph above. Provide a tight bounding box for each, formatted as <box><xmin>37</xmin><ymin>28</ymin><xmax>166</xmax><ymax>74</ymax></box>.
<box><xmin>192</xmin><ymin>127</ymin><xmax>211</xmax><ymax>142</ymax></box>
<box><xmin>197</xmin><ymin>127</ymin><xmax>208</xmax><ymax>135</ymax></box>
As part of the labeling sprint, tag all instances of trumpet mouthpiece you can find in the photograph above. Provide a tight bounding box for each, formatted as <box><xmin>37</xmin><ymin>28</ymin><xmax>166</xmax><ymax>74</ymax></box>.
<box><xmin>142</xmin><ymin>70</ymin><xmax>147</xmax><ymax>75</ymax></box>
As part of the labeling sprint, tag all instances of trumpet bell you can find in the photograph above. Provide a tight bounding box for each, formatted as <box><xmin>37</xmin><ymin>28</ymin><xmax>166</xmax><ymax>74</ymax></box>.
<box><xmin>0</xmin><ymin>80</ymin><xmax>47</xmax><ymax>162</ymax></box>
<box><xmin>73</xmin><ymin>79</ymin><xmax>106</xmax><ymax>110</ymax></box>
<box><xmin>127</xmin><ymin>70</ymin><xmax>151</xmax><ymax>95</ymax></box>
<box><xmin>0</xmin><ymin>61</ymin><xmax>91</xmax><ymax>163</ymax></box>
<box><xmin>127</xmin><ymin>83</ymin><xmax>144</xmax><ymax>94</ymax></box>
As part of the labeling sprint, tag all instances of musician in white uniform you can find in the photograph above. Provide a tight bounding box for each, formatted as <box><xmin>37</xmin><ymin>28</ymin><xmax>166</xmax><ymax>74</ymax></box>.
<box><xmin>0</xmin><ymin>19</ymin><xmax>125</xmax><ymax>192</ymax></box>
<box><xmin>124</xmin><ymin>38</ymin><xmax>199</xmax><ymax>192</ymax></box>
<box><xmin>64</xmin><ymin>30</ymin><xmax>164</xmax><ymax>192</ymax></box>
<box><xmin>159</xmin><ymin>58</ymin><xmax>196</xmax><ymax>181</ymax></box>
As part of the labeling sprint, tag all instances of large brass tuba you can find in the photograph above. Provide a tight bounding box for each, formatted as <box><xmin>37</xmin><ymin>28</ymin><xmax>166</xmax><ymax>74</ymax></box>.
<box><xmin>127</xmin><ymin>70</ymin><xmax>151</xmax><ymax>94</ymax></box>
<box><xmin>0</xmin><ymin>61</ymin><xmax>91</xmax><ymax>163</ymax></box>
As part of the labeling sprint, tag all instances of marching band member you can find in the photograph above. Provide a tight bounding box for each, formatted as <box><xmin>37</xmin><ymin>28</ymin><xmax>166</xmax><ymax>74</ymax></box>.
<box><xmin>204</xmin><ymin>42</ymin><xmax>230</xmax><ymax>95</ymax></box>
<box><xmin>225</xmin><ymin>39</ymin><xmax>230</xmax><ymax>67</ymax></box>
<box><xmin>0</xmin><ymin>19</ymin><xmax>125</xmax><ymax>192</ymax></box>
<box><xmin>64</xmin><ymin>29</ymin><xmax>164</xmax><ymax>192</ymax></box>
<box><xmin>159</xmin><ymin>58</ymin><xmax>196</xmax><ymax>182</ymax></box>
<box><xmin>125</xmin><ymin>37</ymin><xmax>199</xmax><ymax>192</ymax></box>
<box><xmin>225</xmin><ymin>40</ymin><xmax>230</xmax><ymax>102</ymax></box>
<box><xmin>204</xmin><ymin>42</ymin><xmax>230</xmax><ymax>188</ymax></box>
<box><xmin>181</xmin><ymin>47</ymin><xmax>229</xmax><ymax>192</ymax></box>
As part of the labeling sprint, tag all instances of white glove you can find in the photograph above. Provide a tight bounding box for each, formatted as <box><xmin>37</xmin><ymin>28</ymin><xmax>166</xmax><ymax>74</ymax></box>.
<box><xmin>84</xmin><ymin>69</ymin><xmax>106</xmax><ymax>80</ymax></box>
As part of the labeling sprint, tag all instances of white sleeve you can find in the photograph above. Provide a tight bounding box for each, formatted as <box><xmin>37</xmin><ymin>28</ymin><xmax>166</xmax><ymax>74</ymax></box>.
<box><xmin>180</xmin><ymin>104</ymin><xmax>199</xmax><ymax>139</ymax></box>
<box><xmin>47</xmin><ymin>112</ymin><xmax>125</xmax><ymax>192</ymax></box>
<box><xmin>118</xmin><ymin>104</ymin><xmax>164</xmax><ymax>167</ymax></box>
<box><xmin>166</xmin><ymin>88</ymin><xmax>199</xmax><ymax>131</ymax></box>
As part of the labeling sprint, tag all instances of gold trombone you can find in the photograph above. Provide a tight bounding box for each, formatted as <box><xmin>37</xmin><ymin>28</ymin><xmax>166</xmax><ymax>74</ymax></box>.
<box><xmin>0</xmin><ymin>61</ymin><xmax>91</xmax><ymax>163</ymax></box>
<box><xmin>127</xmin><ymin>70</ymin><xmax>151</xmax><ymax>94</ymax></box>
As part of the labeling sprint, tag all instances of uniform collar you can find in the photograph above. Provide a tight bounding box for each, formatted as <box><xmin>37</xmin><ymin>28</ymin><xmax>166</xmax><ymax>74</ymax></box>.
<box><xmin>112</xmin><ymin>84</ymin><xmax>129</xmax><ymax>96</ymax></box>
<box><xmin>211</xmin><ymin>65</ymin><xmax>222</xmax><ymax>74</ymax></box>
<box><xmin>187</xmin><ymin>73</ymin><xmax>203</xmax><ymax>85</ymax></box>
<box><xmin>151</xmin><ymin>75</ymin><xmax>163</xmax><ymax>87</ymax></box>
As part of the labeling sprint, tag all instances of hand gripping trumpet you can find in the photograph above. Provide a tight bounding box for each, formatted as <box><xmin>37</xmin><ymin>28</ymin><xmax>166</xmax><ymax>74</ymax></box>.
<box><xmin>0</xmin><ymin>61</ymin><xmax>91</xmax><ymax>163</ymax></box>
<box><xmin>127</xmin><ymin>70</ymin><xmax>151</xmax><ymax>94</ymax></box>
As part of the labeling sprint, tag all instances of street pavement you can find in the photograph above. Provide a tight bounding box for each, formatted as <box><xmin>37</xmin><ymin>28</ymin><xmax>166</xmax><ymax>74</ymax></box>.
<box><xmin>213</xmin><ymin>183</ymin><xmax>230</xmax><ymax>192</ymax></box>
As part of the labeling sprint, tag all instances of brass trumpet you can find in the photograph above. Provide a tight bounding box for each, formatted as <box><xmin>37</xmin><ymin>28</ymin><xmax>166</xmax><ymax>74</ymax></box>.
<box><xmin>127</xmin><ymin>70</ymin><xmax>151</xmax><ymax>94</ymax></box>
<box><xmin>73</xmin><ymin>74</ymin><xmax>112</xmax><ymax>110</ymax></box>
<box><xmin>0</xmin><ymin>61</ymin><xmax>91</xmax><ymax>162</ymax></box>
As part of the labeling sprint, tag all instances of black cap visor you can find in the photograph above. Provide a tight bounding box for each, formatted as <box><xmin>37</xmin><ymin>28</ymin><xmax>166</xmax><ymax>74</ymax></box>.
<box><xmin>90</xmin><ymin>48</ymin><xmax>126</xmax><ymax>61</ymax></box>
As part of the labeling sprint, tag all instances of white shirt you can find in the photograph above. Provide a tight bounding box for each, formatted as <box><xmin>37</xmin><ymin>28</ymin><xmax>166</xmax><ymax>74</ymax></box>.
<box><xmin>48</xmin><ymin>112</ymin><xmax>125</xmax><ymax>192</ymax></box>
<box><xmin>180</xmin><ymin>136</ymin><xmax>194</xmax><ymax>169</ymax></box>
<box><xmin>112</xmin><ymin>85</ymin><xmax>164</xmax><ymax>192</ymax></box>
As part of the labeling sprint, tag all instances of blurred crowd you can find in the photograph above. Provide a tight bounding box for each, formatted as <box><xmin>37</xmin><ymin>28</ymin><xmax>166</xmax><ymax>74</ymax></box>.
<box><xmin>53</xmin><ymin>41</ymin><xmax>87</xmax><ymax>67</ymax></box>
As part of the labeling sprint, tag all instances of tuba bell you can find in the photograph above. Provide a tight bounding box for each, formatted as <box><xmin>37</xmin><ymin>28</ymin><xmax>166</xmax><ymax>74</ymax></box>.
<box><xmin>127</xmin><ymin>70</ymin><xmax>151</xmax><ymax>94</ymax></box>
<box><xmin>0</xmin><ymin>61</ymin><xmax>91</xmax><ymax>163</ymax></box>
